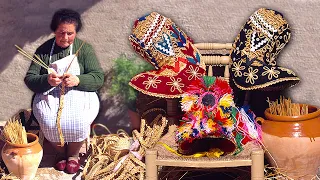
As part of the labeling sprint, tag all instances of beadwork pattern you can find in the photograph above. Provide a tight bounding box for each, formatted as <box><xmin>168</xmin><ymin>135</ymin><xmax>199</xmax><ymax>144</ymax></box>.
<box><xmin>129</xmin><ymin>12</ymin><xmax>205</xmax><ymax>98</ymax></box>
<box><xmin>230</xmin><ymin>8</ymin><xmax>300</xmax><ymax>91</ymax></box>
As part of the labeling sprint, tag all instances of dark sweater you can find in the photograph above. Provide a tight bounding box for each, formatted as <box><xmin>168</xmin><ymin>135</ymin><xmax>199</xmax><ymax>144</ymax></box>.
<box><xmin>24</xmin><ymin>37</ymin><xmax>104</xmax><ymax>93</ymax></box>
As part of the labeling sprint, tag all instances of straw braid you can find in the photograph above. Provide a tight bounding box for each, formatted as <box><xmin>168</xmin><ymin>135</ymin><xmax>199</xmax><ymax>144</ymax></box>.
<box><xmin>56</xmin><ymin>87</ymin><xmax>65</xmax><ymax>146</ymax></box>
<box><xmin>56</xmin><ymin>42</ymin><xmax>85</xmax><ymax>146</ymax></box>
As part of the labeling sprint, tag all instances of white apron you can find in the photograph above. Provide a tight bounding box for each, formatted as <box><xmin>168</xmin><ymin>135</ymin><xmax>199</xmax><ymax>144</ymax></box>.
<box><xmin>33</xmin><ymin>41</ymin><xmax>100</xmax><ymax>142</ymax></box>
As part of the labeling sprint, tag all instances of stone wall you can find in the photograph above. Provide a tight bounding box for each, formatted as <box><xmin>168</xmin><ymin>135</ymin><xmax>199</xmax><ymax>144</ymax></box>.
<box><xmin>0</xmin><ymin>0</ymin><xmax>319</xmax><ymax>131</ymax></box>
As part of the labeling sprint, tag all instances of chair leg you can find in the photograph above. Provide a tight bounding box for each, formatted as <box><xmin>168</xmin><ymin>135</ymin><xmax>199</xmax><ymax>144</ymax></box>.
<box><xmin>146</xmin><ymin>149</ymin><xmax>158</xmax><ymax>180</ymax></box>
<box><xmin>251</xmin><ymin>148</ymin><xmax>264</xmax><ymax>180</ymax></box>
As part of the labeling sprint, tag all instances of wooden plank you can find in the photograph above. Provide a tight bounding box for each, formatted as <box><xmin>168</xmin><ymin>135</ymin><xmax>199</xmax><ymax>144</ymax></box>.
<box><xmin>155</xmin><ymin>159</ymin><xmax>252</xmax><ymax>168</ymax></box>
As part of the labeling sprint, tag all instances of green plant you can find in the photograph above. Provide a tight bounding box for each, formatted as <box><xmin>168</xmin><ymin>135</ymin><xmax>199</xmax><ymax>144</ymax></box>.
<box><xmin>110</xmin><ymin>54</ymin><xmax>154</xmax><ymax>104</ymax></box>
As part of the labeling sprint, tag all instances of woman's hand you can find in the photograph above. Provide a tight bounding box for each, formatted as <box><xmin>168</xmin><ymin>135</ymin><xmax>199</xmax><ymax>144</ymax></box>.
<box><xmin>48</xmin><ymin>72</ymin><xmax>63</xmax><ymax>86</ymax></box>
<box><xmin>63</xmin><ymin>73</ymin><xmax>80</xmax><ymax>87</ymax></box>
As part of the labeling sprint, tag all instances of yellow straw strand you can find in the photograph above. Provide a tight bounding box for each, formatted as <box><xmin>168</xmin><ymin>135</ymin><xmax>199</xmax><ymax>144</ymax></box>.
<box><xmin>15</xmin><ymin>45</ymin><xmax>50</xmax><ymax>71</ymax></box>
<box><xmin>267</xmin><ymin>96</ymin><xmax>308</xmax><ymax>116</ymax></box>
<box><xmin>17</xmin><ymin>49</ymin><xmax>48</xmax><ymax>69</ymax></box>
<box><xmin>65</xmin><ymin>41</ymin><xmax>85</xmax><ymax>74</ymax></box>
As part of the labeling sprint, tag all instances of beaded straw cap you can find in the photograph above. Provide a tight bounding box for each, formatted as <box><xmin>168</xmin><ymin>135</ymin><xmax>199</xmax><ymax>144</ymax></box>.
<box><xmin>230</xmin><ymin>8</ymin><xmax>300</xmax><ymax>91</ymax></box>
<box><xmin>129</xmin><ymin>12</ymin><xmax>205</xmax><ymax>98</ymax></box>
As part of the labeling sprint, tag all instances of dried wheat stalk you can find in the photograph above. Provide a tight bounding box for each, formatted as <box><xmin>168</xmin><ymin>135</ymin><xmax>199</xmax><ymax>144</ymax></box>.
<box><xmin>267</xmin><ymin>96</ymin><xmax>308</xmax><ymax>116</ymax></box>
<box><xmin>1</xmin><ymin>118</ymin><xmax>27</xmax><ymax>144</ymax></box>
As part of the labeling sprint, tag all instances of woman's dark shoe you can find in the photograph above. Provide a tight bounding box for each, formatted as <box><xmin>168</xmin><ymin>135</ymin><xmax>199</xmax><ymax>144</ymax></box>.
<box><xmin>65</xmin><ymin>160</ymin><xmax>80</xmax><ymax>174</ymax></box>
<box><xmin>55</xmin><ymin>159</ymin><xmax>67</xmax><ymax>171</ymax></box>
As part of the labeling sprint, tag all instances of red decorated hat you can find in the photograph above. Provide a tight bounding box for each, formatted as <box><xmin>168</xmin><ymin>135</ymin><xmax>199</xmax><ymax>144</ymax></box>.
<box><xmin>129</xmin><ymin>12</ymin><xmax>205</xmax><ymax>98</ymax></box>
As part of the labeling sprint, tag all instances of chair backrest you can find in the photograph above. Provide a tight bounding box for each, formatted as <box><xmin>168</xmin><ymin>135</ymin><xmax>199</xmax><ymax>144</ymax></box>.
<box><xmin>194</xmin><ymin>43</ymin><xmax>233</xmax><ymax>83</ymax></box>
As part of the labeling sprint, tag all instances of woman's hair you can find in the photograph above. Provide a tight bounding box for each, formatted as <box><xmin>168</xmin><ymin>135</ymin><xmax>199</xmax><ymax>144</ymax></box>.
<box><xmin>50</xmin><ymin>8</ymin><xmax>82</xmax><ymax>32</ymax></box>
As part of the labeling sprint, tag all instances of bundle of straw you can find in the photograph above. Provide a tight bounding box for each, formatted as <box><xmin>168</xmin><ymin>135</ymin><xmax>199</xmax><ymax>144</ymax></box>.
<box><xmin>1</xmin><ymin>118</ymin><xmax>28</xmax><ymax>144</ymax></box>
<box><xmin>82</xmin><ymin>117</ymin><xmax>168</xmax><ymax>180</ymax></box>
<box><xmin>267</xmin><ymin>96</ymin><xmax>308</xmax><ymax>116</ymax></box>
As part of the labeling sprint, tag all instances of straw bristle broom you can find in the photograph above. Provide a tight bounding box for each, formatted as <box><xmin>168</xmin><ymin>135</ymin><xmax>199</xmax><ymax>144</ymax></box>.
<box><xmin>16</xmin><ymin>42</ymin><xmax>85</xmax><ymax>146</ymax></box>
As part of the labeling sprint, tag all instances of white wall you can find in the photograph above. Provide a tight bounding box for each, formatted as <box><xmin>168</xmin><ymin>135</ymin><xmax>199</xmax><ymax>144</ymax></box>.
<box><xmin>0</xmin><ymin>0</ymin><xmax>319</xmax><ymax>132</ymax></box>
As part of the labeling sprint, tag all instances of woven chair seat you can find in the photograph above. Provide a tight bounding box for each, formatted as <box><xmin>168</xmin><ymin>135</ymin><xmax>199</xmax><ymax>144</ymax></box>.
<box><xmin>146</xmin><ymin>126</ymin><xmax>264</xmax><ymax>180</ymax></box>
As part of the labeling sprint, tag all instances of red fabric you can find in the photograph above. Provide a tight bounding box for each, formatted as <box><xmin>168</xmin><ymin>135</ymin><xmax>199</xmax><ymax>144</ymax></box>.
<box><xmin>55</xmin><ymin>159</ymin><xmax>67</xmax><ymax>171</ymax></box>
<box><xmin>130</xmin><ymin>60</ymin><xmax>205</xmax><ymax>98</ymax></box>
<box><xmin>66</xmin><ymin>160</ymin><xmax>80</xmax><ymax>174</ymax></box>
<box><xmin>181</xmin><ymin>42</ymin><xmax>197</xmax><ymax>61</ymax></box>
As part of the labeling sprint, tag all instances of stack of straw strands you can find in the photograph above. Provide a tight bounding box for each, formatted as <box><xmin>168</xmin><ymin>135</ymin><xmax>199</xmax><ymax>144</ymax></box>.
<box><xmin>82</xmin><ymin>118</ymin><xmax>168</xmax><ymax>180</ymax></box>
<box><xmin>267</xmin><ymin>96</ymin><xmax>308</xmax><ymax>116</ymax></box>
<box><xmin>16</xmin><ymin>42</ymin><xmax>85</xmax><ymax>146</ymax></box>
<box><xmin>1</xmin><ymin>117</ymin><xmax>27</xmax><ymax>144</ymax></box>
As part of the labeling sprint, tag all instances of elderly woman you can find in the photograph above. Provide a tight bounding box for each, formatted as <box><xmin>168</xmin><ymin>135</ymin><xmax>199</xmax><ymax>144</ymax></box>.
<box><xmin>24</xmin><ymin>8</ymin><xmax>104</xmax><ymax>174</ymax></box>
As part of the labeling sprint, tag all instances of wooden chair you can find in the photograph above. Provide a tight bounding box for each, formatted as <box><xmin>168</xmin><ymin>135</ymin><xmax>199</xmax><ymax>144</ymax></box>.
<box><xmin>145</xmin><ymin>43</ymin><xmax>264</xmax><ymax>180</ymax></box>
<box><xmin>195</xmin><ymin>42</ymin><xmax>233</xmax><ymax>82</ymax></box>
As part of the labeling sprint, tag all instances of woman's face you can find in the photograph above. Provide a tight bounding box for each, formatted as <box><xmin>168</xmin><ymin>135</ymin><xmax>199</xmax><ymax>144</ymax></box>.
<box><xmin>54</xmin><ymin>23</ymin><xmax>77</xmax><ymax>48</ymax></box>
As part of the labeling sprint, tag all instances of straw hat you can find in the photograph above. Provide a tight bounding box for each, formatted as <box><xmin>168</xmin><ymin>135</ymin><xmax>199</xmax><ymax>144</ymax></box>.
<box><xmin>129</xmin><ymin>12</ymin><xmax>205</xmax><ymax>98</ymax></box>
<box><xmin>230</xmin><ymin>8</ymin><xmax>300</xmax><ymax>91</ymax></box>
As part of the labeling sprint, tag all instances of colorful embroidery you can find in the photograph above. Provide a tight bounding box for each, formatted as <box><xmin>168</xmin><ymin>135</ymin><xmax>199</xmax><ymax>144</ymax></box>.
<box><xmin>155</xmin><ymin>33</ymin><xmax>175</xmax><ymax>56</ymax></box>
<box><xmin>186</xmin><ymin>65</ymin><xmax>202</xmax><ymax>80</ymax></box>
<box><xmin>230</xmin><ymin>8</ymin><xmax>299</xmax><ymax>90</ymax></box>
<box><xmin>129</xmin><ymin>12</ymin><xmax>205</xmax><ymax>98</ymax></box>
<box><xmin>232</xmin><ymin>61</ymin><xmax>245</xmax><ymax>77</ymax></box>
<box><xmin>166</xmin><ymin>77</ymin><xmax>184</xmax><ymax>93</ymax></box>
<box><xmin>262</xmin><ymin>66</ymin><xmax>280</xmax><ymax>80</ymax></box>
<box><xmin>244</xmin><ymin>67</ymin><xmax>259</xmax><ymax>85</ymax></box>
<box><xmin>278</xmin><ymin>67</ymin><xmax>295</xmax><ymax>75</ymax></box>
<box><xmin>176</xmin><ymin>76</ymin><xmax>262</xmax><ymax>155</ymax></box>
<box><xmin>142</xmin><ymin>76</ymin><xmax>161</xmax><ymax>90</ymax></box>
<box><xmin>176</xmin><ymin>77</ymin><xmax>236</xmax><ymax>148</ymax></box>
<box><xmin>129</xmin><ymin>12</ymin><xmax>202</xmax><ymax>70</ymax></box>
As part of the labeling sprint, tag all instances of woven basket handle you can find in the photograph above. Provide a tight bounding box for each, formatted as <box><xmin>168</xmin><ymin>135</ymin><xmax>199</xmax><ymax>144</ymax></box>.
<box><xmin>91</xmin><ymin>123</ymin><xmax>112</xmax><ymax>136</ymax></box>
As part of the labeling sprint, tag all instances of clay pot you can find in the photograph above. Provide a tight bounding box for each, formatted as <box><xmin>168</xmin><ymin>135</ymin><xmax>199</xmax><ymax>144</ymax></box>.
<box><xmin>1</xmin><ymin>133</ymin><xmax>43</xmax><ymax>180</ymax></box>
<box><xmin>257</xmin><ymin>105</ymin><xmax>320</xmax><ymax>179</ymax></box>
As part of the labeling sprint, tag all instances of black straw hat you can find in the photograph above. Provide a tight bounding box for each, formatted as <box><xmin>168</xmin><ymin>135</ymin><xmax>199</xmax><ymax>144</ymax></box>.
<box><xmin>230</xmin><ymin>8</ymin><xmax>300</xmax><ymax>91</ymax></box>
